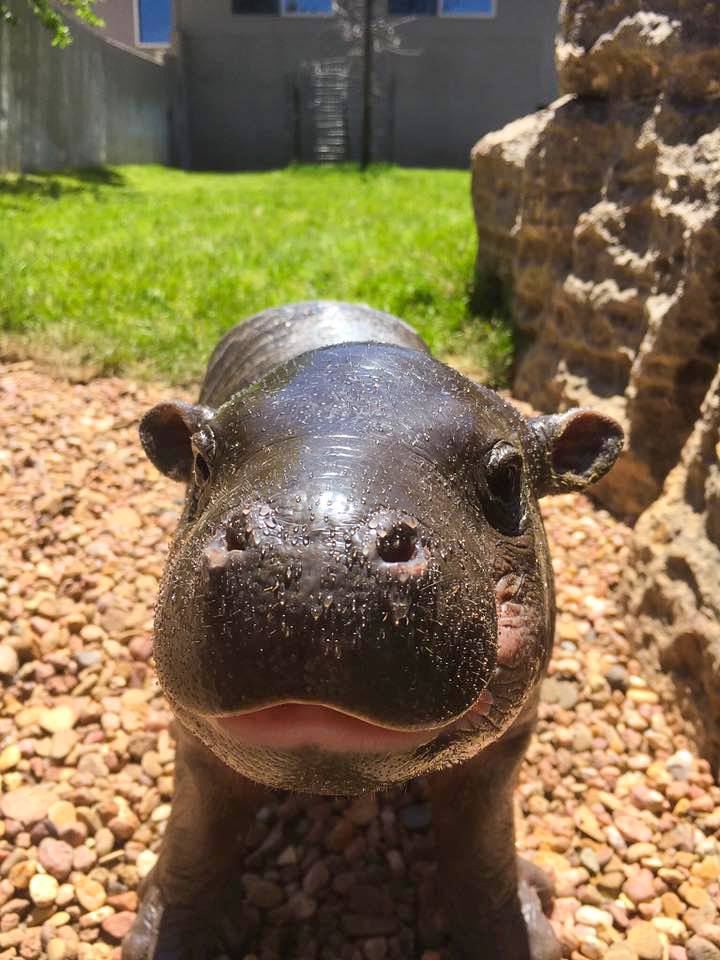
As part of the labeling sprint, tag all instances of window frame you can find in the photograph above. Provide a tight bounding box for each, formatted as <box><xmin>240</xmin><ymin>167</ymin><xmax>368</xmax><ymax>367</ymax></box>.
<box><xmin>388</xmin><ymin>0</ymin><xmax>497</xmax><ymax>18</ymax></box>
<box><xmin>134</xmin><ymin>0</ymin><xmax>172</xmax><ymax>47</ymax></box>
<box><xmin>230</xmin><ymin>0</ymin><xmax>335</xmax><ymax>16</ymax></box>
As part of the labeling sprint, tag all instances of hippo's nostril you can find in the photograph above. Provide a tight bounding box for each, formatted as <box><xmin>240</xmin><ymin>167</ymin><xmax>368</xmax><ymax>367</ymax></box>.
<box><xmin>226</xmin><ymin>523</ymin><xmax>252</xmax><ymax>552</ymax></box>
<box><xmin>377</xmin><ymin>521</ymin><xmax>418</xmax><ymax>564</ymax></box>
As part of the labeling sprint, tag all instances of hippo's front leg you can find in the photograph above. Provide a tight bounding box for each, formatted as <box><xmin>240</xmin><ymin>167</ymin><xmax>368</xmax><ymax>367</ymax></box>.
<box><xmin>122</xmin><ymin>726</ymin><xmax>268</xmax><ymax>960</ymax></box>
<box><xmin>429</xmin><ymin>717</ymin><xmax>561</xmax><ymax>960</ymax></box>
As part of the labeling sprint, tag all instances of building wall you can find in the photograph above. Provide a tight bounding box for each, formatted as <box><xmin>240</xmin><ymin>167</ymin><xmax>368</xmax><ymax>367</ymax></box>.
<box><xmin>0</xmin><ymin>0</ymin><xmax>169</xmax><ymax>173</ymax></box>
<box><xmin>175</xmin><ymin>0</ymin><xmax>559</xmax><ymax>170</ymax></box>
<box><xmin>84</xmin><ymin>0</ymin><xmax>171</xmax><ymax>56</ymax></box>
<box><xmin>93</xmin><ymin>0</ymin><xmax>137</xmax><ymax>49</ymax></box>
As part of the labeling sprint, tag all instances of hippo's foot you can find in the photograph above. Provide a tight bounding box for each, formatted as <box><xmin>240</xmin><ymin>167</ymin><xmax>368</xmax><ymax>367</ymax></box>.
<box><xmin>121</xmin><ymin>884</ymin><xmax>224</xmax><ymax>960</ymax></box>
<box><xmin>451</xmin><ymin>887</ymin><xmax>562</xmax><ymax>960</ymax></box>
<box><xmin>450</xmin><ymin>861</ymin><xmax>561</xmax><ymax>960</ymax></box>
<box><xmin>517</xmin><ymin>855</ymin><xmax>556</xmax><ymax>916</ymax></box>
<box><xmin>516</xmin><ymin>875</ymin><xmax>563</xmax><ymax>960</ymax></box>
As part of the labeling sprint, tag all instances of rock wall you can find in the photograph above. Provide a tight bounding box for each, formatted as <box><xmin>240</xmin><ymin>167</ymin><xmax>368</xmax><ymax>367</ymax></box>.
<box><xmin>471</xmin><ymin>0</ymin><xmax>720</xmax><ymax>771</ymax></box>
<box><xmin>471</xmin><ymin>0</ymin><xmax>720</xmax><ymax>518</ymax></box>
<box><xmin>626</xmin><ymin>369</ymin><xmax>720</xmax><ymax>769</ymax></box>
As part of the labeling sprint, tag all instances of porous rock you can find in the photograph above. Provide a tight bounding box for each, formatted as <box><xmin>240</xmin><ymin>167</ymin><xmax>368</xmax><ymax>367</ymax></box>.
<box><xmin>471</xmin><ymin>0</ymin><xmax>720</xmax><ymax>518</ymax></box>
<box><xmin>625</xmin><ymin>369</ymin><xmax>720</xmax><ymax>771</ymax></box>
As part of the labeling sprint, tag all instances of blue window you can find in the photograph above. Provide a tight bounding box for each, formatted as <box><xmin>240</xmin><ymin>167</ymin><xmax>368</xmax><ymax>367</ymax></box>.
<box><xmin>137</xmin><ymin>0</ymin><xmax>172</xmax><ymax>44</ymax></box>
<box><xmin>389</xmin><ymin>0</ymin><xmax>494</xmax><ymax>14</ymax></box>
<box><xmin>284</xmin><ymin>0</ymin><xmax>332</xmax><ymax>12</ymax></box>
<box><xmin>441</xmin><ymin>0</ymin><xmax>494</xmax><ymax>14</ymax></box>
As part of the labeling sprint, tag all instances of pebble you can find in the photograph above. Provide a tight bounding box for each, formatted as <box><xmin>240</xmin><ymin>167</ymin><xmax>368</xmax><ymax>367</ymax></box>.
<box><xmin>576</xmin><ymin>905</ymin><xmax>613</xmax><ymax>928</ymax></box>
<box><xmin>541</xmin><ymin>676</ymin><xmax>579</xmax><ymax>709</ymax></box>
<box><xmin>606</xmin><ymin>946</ymin><xmax>639</xmax><ymax>960</ymax></box>
<box><xmin>136</xmin><ymin>849</ymin><xmax>158</xmax><ymax>879</ymax></box>
<box><xmin>662</xmin><ymin>892</ymin><xmax>685</xmax><ymax>917</ymax></box>
<box><xmin>0</xmin><ymin>645</ymin><xmax>19</xmax><ymax>677</ymax></box>
<box><xmin>94</xmin><ymin>828</ymin><xmax>115</xmax><ymax>857</ymax></box>
<box><xmin>100</xmin><ymin>911</ymin><xmax>137</xmax><ymax>943</ymax></box>
<box><xmin>347</xmin><ymin>795</ymin><xmax>379</xmax><ymax>826</ymax></box>
<box><xmin>47</xmin><ymin>802</ymin><xmax>77</xmax><ymax>833</ymax></box>
<box><xmin>39</xmin><ymin>706</ymin><xmax>76</xmax><ymax>734</ymax></box>
<box><xmin>241</xmin><ymin>876</ymin><xmax>284</xmax><ymax>910</ymax></box>
<box><xmin>680</xmin><ymin>883</ymin><xmax>712</xmax><ymax>909</ymax></box>
<box><xmin>579</xmin><ymin>848</ymin><xmax>600</xmax><ymax>874</ymax></box>
<box><xmin>49</xmin><ymin>731</ymin><xmax>78</xmax><ymax>761</ymax></box>
<box><xmin>687</xmin><ymin>938</ymin><xmax>720</xmax><ymax>960</ymax></box>
<box><xmin>8</xmin><ymin>860</ymin><xmax>36</xmax><ymax>890</ymax></box>
<box><xmin>616</xmin><ymin>815</ymin><xmax>654</xmax><ymax>845</ymax></box>
<box><xmin>74</xmin><ymin>877</ymin><xmax>105</xmax><ymax>913</ymax></box>
<box><xmin>624</xmin><ymin>869</ymin><xmax>657</xmax><ymax>903</ymax></box>
<box><xmin>37</xmin><ymin>840</ymin><xmax>73</xmax><ymax>881</ymax></box>
<box><xmin>46</xmin><ymin>940</ymin><xmax>68</xmax><ymax>960</ymax></box>
<box><xmin>399</xmin><ymin>804</ymin><xmax>431</xmax><ymax>831</ymax></box>
<box><xmin>364</xmin><ymin>938</ymin><xmax>388</xmax><ymax>960</ymax></box>
<box><xmin>28</xmin><ymin>874</ymin><xmax>58</xmax><ymax>908</ymax></box>
<box><xmin>302</xmin><ymin>862</ymin><xmax>329</xmax><ymax>896</ymax></box>
<box><xmin>628</xmin><ymin>921</ymin><xmax>664</xmax><ymax>960</ymax></box>
<box><xmin>288</xmin><ymin>892</ymin><xmax>315</xmax><ymax>920</ymax></box>
<box><xmin>1</xmin><ymin>787</ymin><xmax>56</xmax><ymax>826</ymax></box>
<box><xmin>654</xmin><ymin>917</ymin><xmax>687</xmax><ymax>941</ymax></box>
<box><xmin>606</xmin><ymin>665</ymin><xmax>629</xmax><ymax>691</ymax></box>
<box><xmin>667</xmin><ymin>751</ymin><xmax>695</xmax><ymax>781</ymax></box>
<box><xmin>0</xmin><ymin>746</ymin><xmax>21</xmax><ymax>773</ymax></box>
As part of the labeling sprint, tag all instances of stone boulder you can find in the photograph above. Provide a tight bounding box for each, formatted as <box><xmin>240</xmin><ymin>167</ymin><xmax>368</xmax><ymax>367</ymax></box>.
<box><xmin>471</xmin><ymin>0</ymin><xmax>720</xmax><ymax>518</ymax></box>
<box><xmin>625</xmin><ymin>368</ymin><xmax>720</xmax><ymax>770</ymax></box>
<box><xmin>471</xmin><ymin>109</ymin><xmax>552</xmax><ymax>285</ymax></box>
<box><xmin>557</xmin><ymin>1</ymin><xmax>720</xmax><ymax>101</ymax></box>
<box><xmin>472</xmin><ymin>0</ymin><xmax>720</xmax><ymax>771</ymax></box>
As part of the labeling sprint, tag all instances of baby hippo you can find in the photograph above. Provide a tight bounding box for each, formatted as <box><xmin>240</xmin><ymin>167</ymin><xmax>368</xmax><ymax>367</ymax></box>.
<box><xmin>124</xmin><ymin>301</ymin><xmax>623</xmax><ymax>960</ymax></box>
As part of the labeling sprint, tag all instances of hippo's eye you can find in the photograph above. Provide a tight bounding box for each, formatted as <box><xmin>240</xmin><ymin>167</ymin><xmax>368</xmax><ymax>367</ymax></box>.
<box><xmin>193</xmin><ymin>451</ymin><xmax>210</xmax><ymax>486</ymax></box>
<box><xmin>483</xmin><ymin>443</ymin><xmax>524</xmax><ymax>533</ymax></box>
<box><xmin>191</xmin><ymin>430</ymin><xmax>215</xmax><ymax>489</ymax></box>
<box><xmin>486</xmin><ymin>445</ymin><xmax>522</xmax><ymax>503</ymax></box>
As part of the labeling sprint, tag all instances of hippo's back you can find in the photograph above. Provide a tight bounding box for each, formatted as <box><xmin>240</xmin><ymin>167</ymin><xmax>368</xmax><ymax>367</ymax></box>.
<box><xmin>200</xmin><ymin>301</ymin><xmax>429</xmax><ymax>408</ymax></box>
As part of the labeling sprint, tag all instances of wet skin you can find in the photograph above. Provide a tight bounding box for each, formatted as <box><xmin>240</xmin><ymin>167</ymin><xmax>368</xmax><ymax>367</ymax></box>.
<box><xmin>125</xmin><ymin>301</ymin><xmax>623</xmax><ymax>960</ymax></box>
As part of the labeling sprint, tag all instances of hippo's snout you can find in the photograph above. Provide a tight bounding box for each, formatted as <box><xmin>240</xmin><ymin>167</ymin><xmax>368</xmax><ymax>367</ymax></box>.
<box><xmin>154</xmin><ymin>493</ymin><xmax>497</xmax><ymax>731</ymax></box>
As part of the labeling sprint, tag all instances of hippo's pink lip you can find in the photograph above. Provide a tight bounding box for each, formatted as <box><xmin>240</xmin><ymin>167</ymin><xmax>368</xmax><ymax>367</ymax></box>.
<box><xmin>210</xmin><ymin>703</ymin><xmax>455</xmax><ymax>754</ymax></box>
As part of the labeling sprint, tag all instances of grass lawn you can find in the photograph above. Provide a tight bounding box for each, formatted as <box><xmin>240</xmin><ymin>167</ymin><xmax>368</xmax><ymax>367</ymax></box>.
<box><xmin>0</xmin><ymin>164</ymin><xmax>511</xmax><ymax>386</ymax></box>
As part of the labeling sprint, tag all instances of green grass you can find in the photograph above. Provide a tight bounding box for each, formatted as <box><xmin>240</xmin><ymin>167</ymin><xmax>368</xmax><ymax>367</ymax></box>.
<box><xmin>0</xmin><ymin>164</ymin><xmax>512</xmax><ymax>386</ymax></box>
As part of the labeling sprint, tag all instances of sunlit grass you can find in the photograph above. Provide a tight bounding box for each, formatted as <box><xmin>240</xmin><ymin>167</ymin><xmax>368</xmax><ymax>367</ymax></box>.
<box><xmin>0</xmin><ymin>164</ymin><xmax>512</xmax><ymax>385</ymax></box>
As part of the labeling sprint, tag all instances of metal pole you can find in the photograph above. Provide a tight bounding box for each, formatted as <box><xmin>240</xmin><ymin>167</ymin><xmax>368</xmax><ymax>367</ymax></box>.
<box><xmin>360</xmin><ymin>0</ymin><xmax>372</xmax><ymax>170</ymax></box>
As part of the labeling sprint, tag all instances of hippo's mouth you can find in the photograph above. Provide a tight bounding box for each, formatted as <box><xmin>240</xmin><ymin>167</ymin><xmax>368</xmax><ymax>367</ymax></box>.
<box><xmin>209</xmin><ymin>697</ymin><xmax>494</xmax><ymax>754</ymax></box>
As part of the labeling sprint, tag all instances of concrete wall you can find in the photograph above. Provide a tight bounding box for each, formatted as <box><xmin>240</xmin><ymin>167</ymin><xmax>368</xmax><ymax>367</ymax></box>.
<box><xmin>0</xmin><ymin>0</ymin><xmax>169</xmax><ymax>173</ymax></box>
<box><xmin>175</xmin><ymin>0</ymin><xmax>559</xmax><ymax>170</ymax></box>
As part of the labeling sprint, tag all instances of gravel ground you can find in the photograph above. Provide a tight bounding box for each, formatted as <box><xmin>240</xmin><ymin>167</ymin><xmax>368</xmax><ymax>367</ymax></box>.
<box><xmin>0</xmin><ymin>360</ymin><xmax>719</xmax><ymax>960</ymax></box>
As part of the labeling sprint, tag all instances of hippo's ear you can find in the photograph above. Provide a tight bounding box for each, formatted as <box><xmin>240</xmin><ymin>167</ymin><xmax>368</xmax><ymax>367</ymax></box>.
<box><xmin>529</xmin><ymin>409</ymin><xmax>624</xmax><ymax>496</ymax></box>
<box><xmin>139</xmin><ymin>401</ymin><xmax>215</xmax><ymax>482</ymax></box>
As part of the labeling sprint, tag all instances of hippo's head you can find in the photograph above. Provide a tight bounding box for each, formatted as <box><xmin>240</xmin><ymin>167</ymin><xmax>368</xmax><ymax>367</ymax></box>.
<box><xmin>140</xmin><ymin>344</ymin><xmax>622</xmax><ymax>794</ymax></box>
